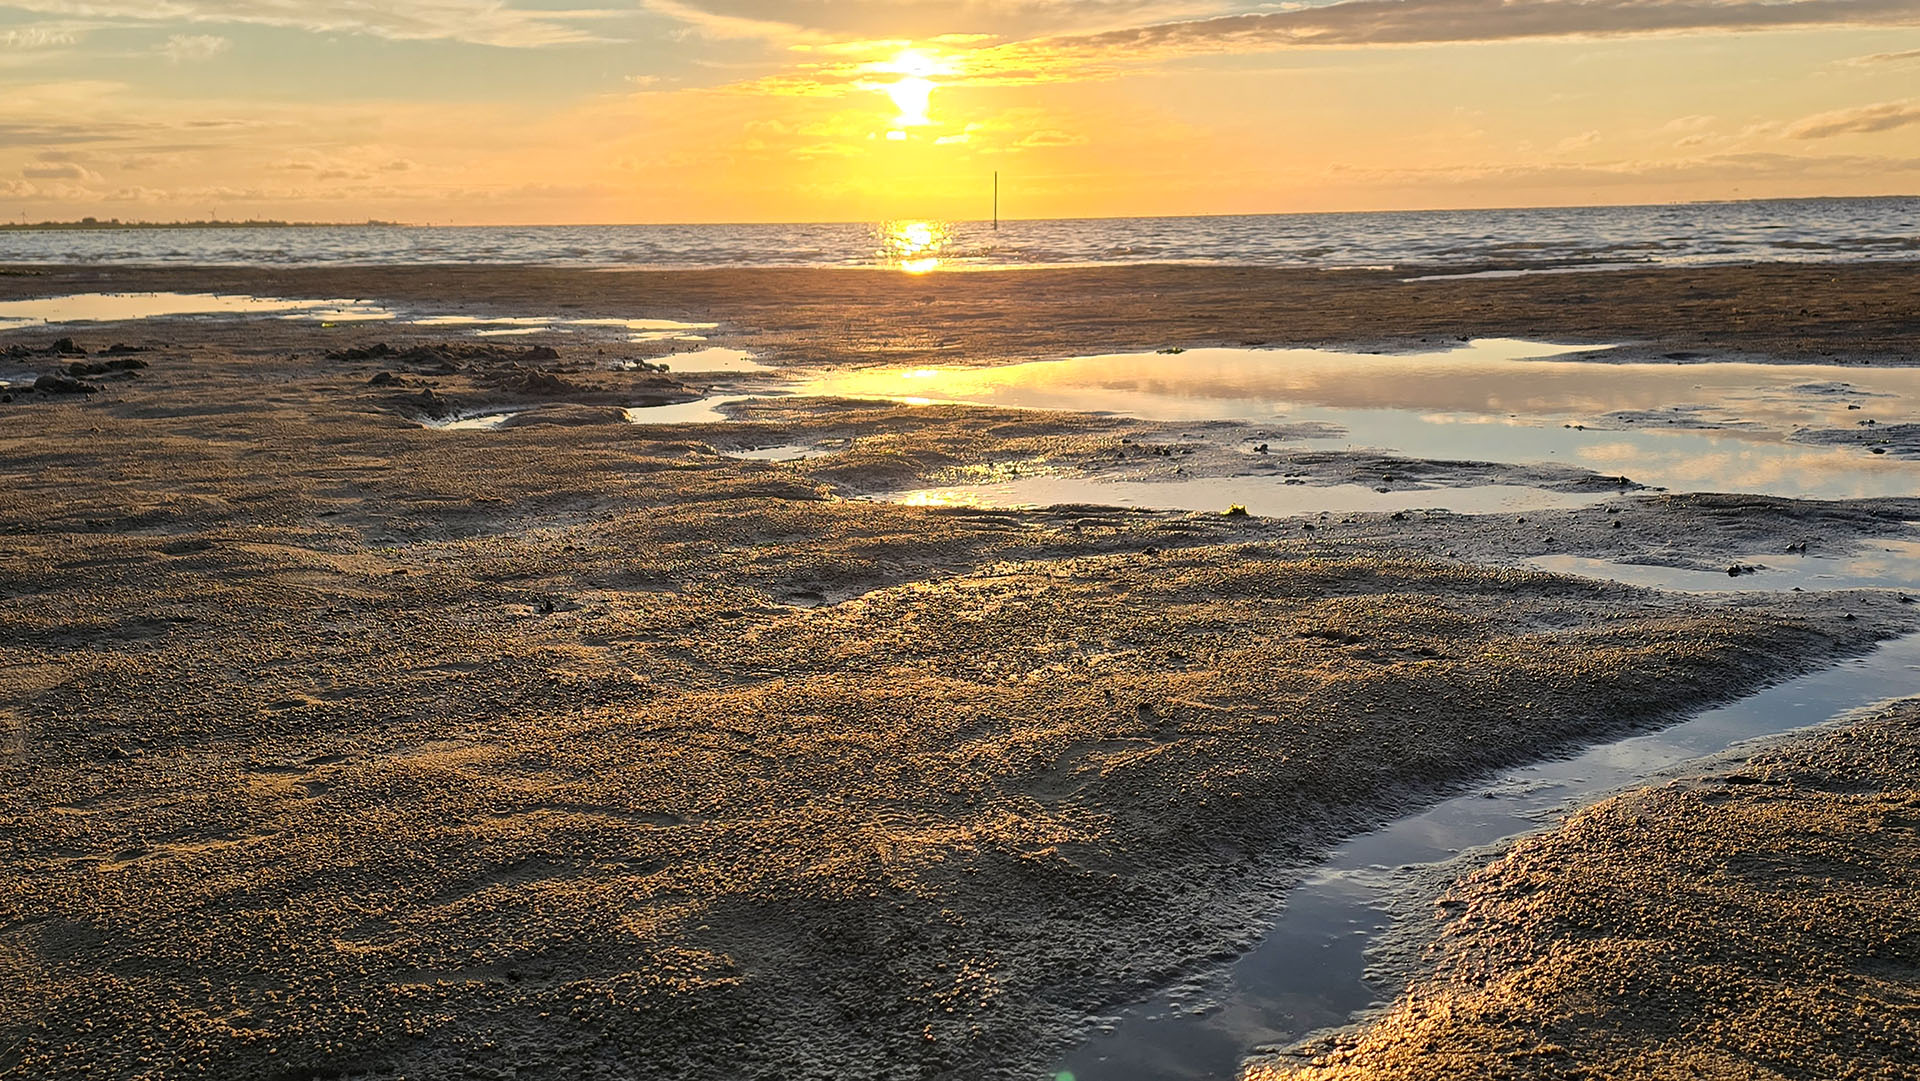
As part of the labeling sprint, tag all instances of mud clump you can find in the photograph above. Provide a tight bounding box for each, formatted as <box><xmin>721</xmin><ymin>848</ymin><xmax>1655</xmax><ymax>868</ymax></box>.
<box><xmin>326</xmin><ymin>341</ymin><xmax>562</xmax><ymax>370</ymax></box>
<box><xmin>4</xmin><ymin>337</ymin><xmax>89</xmax><ymax>358</ymax></box>
<box><xmin>33</xmin><ymin>372</ymin><xmax>100</xmax><ymax>395</ymax></box>
<box><xmin>1794</xmin><ymin>421</ymin><xmax>1920</xmax><ymax>459</ymax></box>
<box><xmin>496</xmin><ymin>404</ymin><xmax>630</xmax><ymax>427</ymax></box>
<box><xmin>478</xmin><ymin>364</ymin><xmax>600</xmax><ymax>398</ymax></box>
<box><xmin>65</xmin><ymin>357</ymin><xmax>149</xmax><ymax>377</ymax></box>
<box><xmin>395</xmin><ymin>386</ymin><xmax>455</xmax><ymax>418</ymax></box>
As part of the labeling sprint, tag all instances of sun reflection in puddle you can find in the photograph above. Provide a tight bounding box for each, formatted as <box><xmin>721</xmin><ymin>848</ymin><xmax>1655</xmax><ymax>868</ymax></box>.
<box><xmin>651</xmin><ymin>348</ymin><xmax>772</xmax><ymax>374</ymax></box>
<box><xmin>795</xmin><ymin>340</ymin><xmax>1920</xmax><ymax>501</ymax></box>
<box><xmin>1531</xmin><ymin>539</ymin><xmax>1920</xmax><ymax>593</ymax></box>
<box><xmin>0</xmin><ymin>292</ymin><xmax>393</xmax><ymax>329</ymax></box>
<box><xmin>891</xmin><ymin>476</ymin><xmax>1612</xmax><ymax>517</ymax></box>
<box><xmin>0</xmin><ymin>292</ymin><xmax>717</xmax><ymax>343</ymax></box>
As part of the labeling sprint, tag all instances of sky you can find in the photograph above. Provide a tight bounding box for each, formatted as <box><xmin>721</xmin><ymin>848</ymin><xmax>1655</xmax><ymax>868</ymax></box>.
<box><xmin>1</xmin><ymin>0</ymin><xmax>1918</xmax><ymax>224</ymax></box>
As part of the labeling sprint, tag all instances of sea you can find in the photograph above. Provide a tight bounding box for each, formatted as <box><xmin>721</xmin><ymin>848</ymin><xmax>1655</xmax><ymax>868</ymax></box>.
<box><xmin>0</xmin><ymin>196</ymin><xmax>1914</xmax><ymax>272</ymax></box>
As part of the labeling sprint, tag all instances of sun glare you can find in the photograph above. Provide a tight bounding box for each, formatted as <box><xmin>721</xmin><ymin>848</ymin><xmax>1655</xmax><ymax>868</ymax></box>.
<box><xmin>882</xmin><ymin>219</ymin><xmax>951</xmax><ymax>273</ymax></box>
<box><xmin>887</xmin><ymin>76</ymin><xmax>934</xmax><ymax>127</ymax></box>
<box><xmin>873</xmin><ymin>48</ymin><xmax>947</xmax><ymax>135</ymax></box>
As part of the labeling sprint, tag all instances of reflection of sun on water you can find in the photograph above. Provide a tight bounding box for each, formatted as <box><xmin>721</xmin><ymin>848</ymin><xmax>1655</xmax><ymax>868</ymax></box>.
<box><xmin>883</xmin><ymin>220</ymin><xmax>951</xmax><ymax>273</ymax></box>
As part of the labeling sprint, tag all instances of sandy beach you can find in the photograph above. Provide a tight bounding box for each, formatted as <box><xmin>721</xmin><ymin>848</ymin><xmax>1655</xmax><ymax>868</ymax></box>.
<box><xmin>4</xmin><ymin>261</ymin><xmax>1920</xmax><ymax>1080</ymax></box>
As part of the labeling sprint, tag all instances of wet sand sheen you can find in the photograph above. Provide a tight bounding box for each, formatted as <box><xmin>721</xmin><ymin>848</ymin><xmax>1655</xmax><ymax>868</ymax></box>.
<box><xmin>1058</xmin><ymin>630</ymin><xmax>1920</xmax><ymax>1080</ymax></box>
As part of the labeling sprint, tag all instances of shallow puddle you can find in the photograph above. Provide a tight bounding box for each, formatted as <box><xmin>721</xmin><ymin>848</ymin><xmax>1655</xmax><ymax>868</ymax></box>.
<box><xmin>1531</xmin><ymin>539</ymin><xmax>1920</xmax><ymax>593</ymax></box>
<box><xmin>0</xmin><ymin>292</ymin><xmax>714</xmax><ymax>342</ymax></box>
<box><xmin>623</xmin><ymin>394</ymin><xmax>761</xmax><ymax>425</ymax></box>
<box><xmin>651</xmin><ymin>347</ymin><xmax>771</xmax><ymax>373</ymax></box>
<box><xmin>888</xmin><ymin>476</ymin><xmax>1611</xmax><ymax>517</ymax></box>
<box><xmin>424</xmin><ymin>411</ymin><xmax>520</xmax><ymax>431</ymax></box>
<box><xmin>796</xmin><ymin>341</ymin><xmax>1920</xmax><ymax>501</ymax></box>
<box><xmin>1055</xmin><ymin>629</ymin><xmax>1920</xmax><ymax>1080</ymax></box>
<box><xmin>0</xmin><ymin>292</ymin><xmax>391</xmax><ymax>329</ymax></box>
<box><xmin>723</xmin><ymin>443</ymin><xmax>825</xmax><ymax>461</ymax></box>
<box><xmin>412</xmin><ymin>313</ymin><xmax>715</xmax><ymax>342</ymax></box>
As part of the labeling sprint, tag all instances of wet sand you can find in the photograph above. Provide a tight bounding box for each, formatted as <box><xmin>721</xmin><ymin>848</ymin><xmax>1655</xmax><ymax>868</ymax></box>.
<box><xmin>3</xmin><ymin>263</ymin><xmax>1919</xmax><ymax>1080</ymax></box>
<box><xmin>2</xmin><ymin>260</ymin><xmax>1918</xmax><ymax>367</ymax></box>
<box><xmin>1250</xmin><ymin>701</ymin><xmax>1920</xmax><ymax>1081</ymax></box>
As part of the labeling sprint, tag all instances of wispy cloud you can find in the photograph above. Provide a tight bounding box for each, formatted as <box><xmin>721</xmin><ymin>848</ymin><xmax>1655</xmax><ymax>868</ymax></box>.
<box><xmin>712</xmin><ymin>0</ymin><xmax>1920</xmax><ymax>104</ymax></box>
<box><xmin>1843</xmin><ymin>46</ymin><xmax>1920</xmax><ymax>64</ymax></box>
<box><xmin>638</xmin><ymin>0</ymin><xmax>817</xmax><ymax>41</ymax></box>
<box><xmin>157</xmin><ymin>33</ymin><xmax>230</xmax><ymax>62</ymax></box>
<box><xmin>1786</xmin><ymin>99</ymin><xmax>1920</xmax><ymax>139</ymax></box>
<box><xmin>640</xmin><ymin>0</ymin><xmax>1222</xmax><ymax>41</ymax></box>
<box><xmin>0</xmin><ymin>26</ymin><xmax>79</xmax><ymax>48</ymax></box>
<box><xmin>1554</xmin><ymin>129</ymin><xmax>1601</xmax><ymax>151</ymax></box>
<box><xmin>1052</xmin><ymin>0</ymin><xmax>1920</xmax><ymax>55</ymax></box>
<box><xmin>23</xmin><ymin>160</ymin><xmax>102</xmax><ymax>181</ymax></box>
<box><xmin>1018</xmin><ymin>129</ymin><xmax>1086</xmax><ymax>147</ymax></box>
<box><xmin>0</xmin><ymin>0</ymin><xmax>618</xmax><ymax>48</ymax></box>
<box><xmin>1327</xmin><ymin>149</ymin><xmax>1920</xmax><ymax>188</ymax></box>
<box><xmin>0</xmin><ymin>121</ymin><xmax>141</xmax><ymax>148</ymax></box>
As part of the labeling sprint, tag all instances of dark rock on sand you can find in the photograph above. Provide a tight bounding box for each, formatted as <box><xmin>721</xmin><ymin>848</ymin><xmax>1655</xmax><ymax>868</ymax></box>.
<box><xmin>329</xmin><ymin>341</ymin><xmax>569</xmax><ymax>372</ymax></box>
<box><xmin>495</xmin><ymin>404</ymin><xmax>630</xmax><ymax>427</ymax></box>
<box><xmin>5</xmin><ymin>338</ymin><xmax>92</xmax><ymax>359</ymax></box>
<box><xmin>396</xmin><ymin>387</ymin><xmax>455</xmax><ymax>419</ymax></box>
<box><xmin>1792</xmin><ymin>421</ymin><xmax>1920</xmax><ymax>458</ymax></box>
<box><xmin>478</xmin><ymin>364</ymin><xmax>600</xmax><ymax>397</ymax></box>
<box><xmin>33</xmin><ymin>372</ymin><xmax>100</xmax><ymax>395</ymax></box>
<box><xmin>66</xmin><ymin>357</ymin><xmax>149</xmax><ymax>377</ymax></box>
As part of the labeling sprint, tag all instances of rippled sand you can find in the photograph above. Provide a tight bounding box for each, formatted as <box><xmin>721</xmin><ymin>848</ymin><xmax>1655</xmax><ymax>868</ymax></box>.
<box><xmin>3</xmin><ymin>262</ymin><xmax>1920</xmax><ymax>1080</ymax></box>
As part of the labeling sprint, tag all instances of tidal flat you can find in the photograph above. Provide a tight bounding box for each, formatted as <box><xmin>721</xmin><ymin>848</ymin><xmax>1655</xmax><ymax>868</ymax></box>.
<box><xmin>2</xmin><ymin>262</ymin><xmax>1919</xmax><ymax>1080</ymax></box>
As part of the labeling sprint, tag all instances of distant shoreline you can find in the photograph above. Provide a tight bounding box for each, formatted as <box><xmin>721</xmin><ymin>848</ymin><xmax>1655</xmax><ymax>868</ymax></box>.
<box><xmin>0</xmin><ymin>218</ymin><xmax>407</xmax><ymax>232</ymax></box>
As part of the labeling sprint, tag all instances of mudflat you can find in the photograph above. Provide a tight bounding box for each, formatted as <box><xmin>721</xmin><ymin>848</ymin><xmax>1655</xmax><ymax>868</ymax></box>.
<box><xmin>2</xmin><ymin>262</ymin><xmax>1917</xmax><ymax>1080</ymax></box>
<box><xmin>3</xmin><ymin>259</ymin><xmax>1918</xmax><ymax>366</ymax></box>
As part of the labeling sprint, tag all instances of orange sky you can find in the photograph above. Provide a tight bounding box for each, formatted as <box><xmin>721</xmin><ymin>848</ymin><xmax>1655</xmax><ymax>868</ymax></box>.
<box><xmin>1</xmin><ymin>2</ymin><xmax>1918</xmax><ymax>223</ymax></box>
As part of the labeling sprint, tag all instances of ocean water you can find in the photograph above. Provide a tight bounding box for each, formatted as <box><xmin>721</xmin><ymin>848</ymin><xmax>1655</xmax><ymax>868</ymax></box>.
<box><xmin>0</xmin><ymin>197</ymin><xmax>1914</xmax><ymax>271</ymax></box>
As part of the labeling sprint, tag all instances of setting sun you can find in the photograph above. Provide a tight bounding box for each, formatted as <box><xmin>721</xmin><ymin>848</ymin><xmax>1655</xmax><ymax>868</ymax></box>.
<box><xmin>873</xmin><ymin>48</ymin><xmax>949</xmax><ymax>134</ymax></box>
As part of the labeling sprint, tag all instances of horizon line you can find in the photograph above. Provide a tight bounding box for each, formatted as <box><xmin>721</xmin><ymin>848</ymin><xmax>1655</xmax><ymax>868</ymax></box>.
<box><xmin>8</xmin><ymin>192</ymin><xmax>1916</xmax><ymax>232</ymax></box>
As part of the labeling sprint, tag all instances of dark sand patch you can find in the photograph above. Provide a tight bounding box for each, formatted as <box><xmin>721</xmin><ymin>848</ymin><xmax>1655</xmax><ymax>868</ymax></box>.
<box><xmin>1795</xmin><ymin>421</ymin><xmax>1920</xmax><ymax>459</ymax></box>
<box><xmin>2</xmin><ymin>261</ymin><xmax>1919</xmax><ymax>367</ymax></box>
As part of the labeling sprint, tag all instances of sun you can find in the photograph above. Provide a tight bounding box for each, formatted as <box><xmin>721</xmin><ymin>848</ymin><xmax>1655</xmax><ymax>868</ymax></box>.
<box><xmin>887</xmin><ymin>74</ymin><xmax>934</xmax><ymax>128</ymax></box>
<box><xmin>877</xmin><ymin>48</ymin><xmax>944</xmax><ymax>131</ymax></box>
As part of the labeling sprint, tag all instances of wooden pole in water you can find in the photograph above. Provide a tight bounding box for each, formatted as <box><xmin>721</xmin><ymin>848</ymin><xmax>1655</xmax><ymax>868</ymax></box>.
<box><xmin>993</xmin><ymin>172</ymin><xmax>999</xmax><ymax>231</ymax></box>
